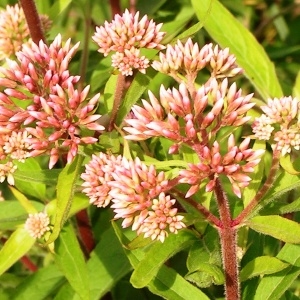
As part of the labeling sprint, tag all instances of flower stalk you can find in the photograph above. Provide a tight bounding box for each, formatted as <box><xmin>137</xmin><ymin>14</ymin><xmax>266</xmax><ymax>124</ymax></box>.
<box><xmin>214</xmin><ymin>178</ymin><xmax>240</xmax><ymax>300</ymax></box>
<box><xmin>19</xmin><ymin>0</ymin><xmax>45</xmax><ymax>43</ymax></box>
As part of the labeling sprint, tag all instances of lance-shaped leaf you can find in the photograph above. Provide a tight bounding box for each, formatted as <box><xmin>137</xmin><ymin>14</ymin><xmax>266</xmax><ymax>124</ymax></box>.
<box><xmin>55</xmin><ymin>222</ymin><xmax>90</xmax><ymax>300</ymax></box>
<box><xmin>240</xmin><ymin>256</ymin><xmax>289</xmax><ymax>282</ymax></box>
<box><xmin>254</xmin><ymin>244</ymin><xmax>300</xmax><ymax>299</ymax></box>
<box><xmin>0</xmin><ymin>228</ymin><xmax>35</xmax><ymax>276</ymax></box>
<box><xmin>191</xmin><ymin>0</ymin><xmax>283</xmax><ymax>100</ymax></box>
<box><xmin>46</xmin><ymin>155</ymin><xmax>84</xmax><ymax>244</ymax></box>
<box><xmin>130</xmin><ymin>229</ymin><xmax>197</xmax><ymax>288</ymax></box>
<box><xmin>112</xmin><ymin>222</ymin><xmax>210</xmax><ymax>300</ymax></box>
<box><xmin>247</xmin><ymin>215</ymin><xmax>300</xmax><ymax>244</ymax></box>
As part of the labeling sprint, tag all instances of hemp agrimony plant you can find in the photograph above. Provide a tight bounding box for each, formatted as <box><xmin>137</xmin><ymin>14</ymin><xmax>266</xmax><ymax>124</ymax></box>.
<box><xmin>1</xmin><ymin>0</ymin><xmax>300</xmax><ymax>299</ymax></box>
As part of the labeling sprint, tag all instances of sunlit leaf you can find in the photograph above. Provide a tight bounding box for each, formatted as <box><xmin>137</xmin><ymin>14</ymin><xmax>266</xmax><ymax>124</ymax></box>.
<box><xmin>254</xmin><ymin>244</ymin><xmax>300</xmax><ymax>299</ymax></box>
<box><xmin>191</xmin><ymin>0</ymin><xmax>283</xmax><ymax>100</ymax></box>
<box><xmin>240</xmin><ymin>256</ymin><xmax>289</xmax><ymax>282</ymax></box>
<box><xmin>247</xmin><ymin>216</ymin><xmax>300</xmax><ymax>244</ymax></box>
<box><xmin>46</xmin><ymin>155</ymin><xmax>84</xmax><ymax>244</ymax></box>
<box><xmin>55</xmin><ymin>223</ymin><xmax>90</xmax><ymax>300</ymax></box>
<box><xmin>0</xmin><ymin>228</ymin><xmax>35</xmax><ymax>276</ymax></box>
<box><xmin>130</xmin><ymin>229</ymin><xmax>196</xmax><ymax>288</ymax></box>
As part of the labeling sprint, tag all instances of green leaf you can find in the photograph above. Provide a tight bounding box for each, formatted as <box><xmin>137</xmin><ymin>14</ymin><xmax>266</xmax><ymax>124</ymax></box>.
<box><xmin>103</xmin><ymin>74</ymin><xmax>119</xmax><ymax>112</ymax></box>
<box><xmin>12</xmin><ymin>265</ymin><xmax>64</xmax><ymax>300</ymax></box>
<box><xmin>115</xmin><ymin>71</ymin><xmax>152</xmax><ymax>126</ymax></box>
<box><xmin>0</xmin><ymin>228</ymin><xmax>35</xmax><ymax>276</ymax></box>
<box><xmin>293</xmin><ymin>70</ymin><xmax>300</xmax><ymax>99</ymax></box>
<box><xmin>112</xmin><ymin>222</ymin><xmax>210</xmax><ymax>300</ymax></box>
<box><xmin>130</xmin><ymin>229</ymin><xmax>196</xmax><ymax>288</ymax></box>
<box><xmin>247</xmin><ymin>171</ymin><xmax>300</xmax><ymax>219</ymax></box>
<box><xmin>46</xmin><ymin>155</ymin><xmax>84</xmax><ymax>244</ymax></box>
<box><xmin>14</xmin><ymin>158</ymin><xmax>46</xmax><ymax>200</ymax></box>
<box><xmin>55</xmin><ymin>223</ymin><xmax>90</xmax><ymax>300</ymax></box>
<box><xmin>85</xmin><ymin>226</ymin><xmax>132</xmax><ymax>299</ymax></box>
<box><xmin>254</xmin><ymin>244</ymin><xmax>300</xmax><ymax>299</ymax></box>
<box><xmin>191</xmin><ymin>0</ymin><xmax>283</xmax><ymax>100</ymax></box>
<box><xmin>14</xmin><ymin>169</ymin><xmax>62</xmax><ymax>184</ymax></box>
<box><xmin>186</xmin><ymin>263</ymin><xmax>224</xmax><ymax>286</ymax></box>
<box><xmin>247</xmin><ymin>216</ymin><xmax>300</xmax><ymax>244</ymax></box>
<box><xmin>280</xmin><ymin>155</ymin><xmax>300</xmax><ymax>175</ymax></box>
<box><xmin>9</xmin><ymin>186</ymin><xmax>38</xmax><ymax>214</ymax></box>
<box><xmin>0</xmin><ymin>201</ymin><xmax>44</xmax><ymax>230</ymax></box>
<box><xmin>240</xmin><ymin>256</ymin><xmax>289</xmax><ymax>282</ymax></box>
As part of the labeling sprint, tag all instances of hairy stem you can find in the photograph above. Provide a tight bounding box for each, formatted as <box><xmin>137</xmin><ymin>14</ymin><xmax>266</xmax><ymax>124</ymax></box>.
<box><xmin>215</xmin><ymin>178</ymin><xmax>240</xmax><ymax>300</ymax></box>
<box><xmin>233</xmin><ymin>150</ymin><xmax>280</xmax><ymax>225</ymax></box>
<box><xmin>19</xmin><ymin>0</ymin><xmax>45</xmax><ymax>44</ymax></box>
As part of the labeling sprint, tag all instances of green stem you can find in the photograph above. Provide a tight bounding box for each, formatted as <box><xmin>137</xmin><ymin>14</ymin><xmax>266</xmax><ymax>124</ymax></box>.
<box><xmin>19</xmin><ymin>0</ymin><xmax>45</xmax><ymax>44</ymax></box>
<box><xmin>214</xmin><ymin>178</ymin><xmax>240</xmax><ymax>300</ymax></box>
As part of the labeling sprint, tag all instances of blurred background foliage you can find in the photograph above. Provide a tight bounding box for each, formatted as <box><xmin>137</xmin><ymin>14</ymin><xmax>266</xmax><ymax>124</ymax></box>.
<box><xmin>1</xmin><ymin>0</ymin><xmax>300</xmax><ymax>299</ymax></box>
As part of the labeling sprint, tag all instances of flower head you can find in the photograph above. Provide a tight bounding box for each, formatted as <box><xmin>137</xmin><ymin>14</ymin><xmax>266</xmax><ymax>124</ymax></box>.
<box><xmin>0</xmin><ymin>34</ymin><xmax>104</xmax><ymax>168</ymax></box>
<box><xmin>0</xmin><ymin>4</ymin><xmax>51</xmax><ymax>60</ymax></box>
<box><xmin>253</xmin><ymin>96</ymin><xmax>300</xmax><ymax>156</ymax></box>
<box><xmin>179</xmin><ymin>135</ymin><xmax>264</xmax><ymax>198</ymax></box>
<box><xmin>152</xmin><ymin>38</ymin><xmax>213</xmax><ymax>81</ymax></box>
<box><xmin>24</xmin><ymin>212</ymin><xmax>50</xmax><ymax>239</ymax></box>
<box><xmin>81</xmin><ymin>154</ymin><xmax>185</xmax><ymax>242</ymax></box>
<box><xmin>92</xmin><ymin>9</ymin><xmax>165</xmax><ymax>75</ymax></box>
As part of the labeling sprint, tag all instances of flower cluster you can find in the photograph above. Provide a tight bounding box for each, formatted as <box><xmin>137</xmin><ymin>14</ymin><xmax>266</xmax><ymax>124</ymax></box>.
<box><xmin>124</xmin><ymin>43</ymin><xmax>263</xmax><ymax>198</ymax></box>
<box><xmin>152</xmin><ymin>39</ymin><xmax>242</xmax><ymax>83</ymax></box>
<box><xmin>179</xmin><ymin>135</ymin><xmax>264</xmax><ymax>198</ymax></box>
<box><xmin>124</xmin><ymin>79</ymin><xmax>254</xmax><ymax>143</ymax></box>
<box><xmin>81</xmin><ymin>153</ymin><xmax>185</xmax><ymax>242</ymax></box>
<box><xmin>0</xmin><ymin>34</ymin><xmax>104</xmax><ymax>171</ymax></box>
<box><xmin>252</xmin><ymin>96</ymin><xmax>300</xmax><ymax>155</ymax></box>
<box><xmin>0</xmin><ymin>4</ymin><xmax>51</xmax><ymax>60</ymax></box>
<box><xmin>24</xmin><ymin>212</ymin><xmax>50</xmax><ymax>239</ymax></box>
<box><xmin>0</xmin><ymin>129</ymin><xmax>32</xmax><ymax>185</ymax></box>
<box><xmin>92</xmin><ymin>9</ymin><xmax>165</xmax><ymax>76</ymax></box>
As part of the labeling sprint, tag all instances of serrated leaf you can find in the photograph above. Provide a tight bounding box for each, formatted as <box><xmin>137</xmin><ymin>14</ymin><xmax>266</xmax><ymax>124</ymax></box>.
<box><xmin>240</xmin><ymin>256</ymin><xmax>289</xmax><ymax>282</ymax></box>
<box><xmin>55</xmin><ymin>223</ymin><xmax>90</xmax><ymax>300</ymax></box>
<box><xmin>46</xmin><ymin>155</ymin><xmax>84</xmax><ymax>244</ymax></box>
<box><xmin>247</xmin><ymin>216</ymin><xmax>300</xmax><ymax>244</ymax></box>
<box><xmin>130</xmin><ymin>229</ymin><xmax>196</xmax><ymax>288</ymax></box>
<box><xmin>191</xmin><ymin>0</ymin><xmax>283</xmax><ymax>100</ymax></box>
<box><xmin>0</xmin><ymin>228</ymin><xmax>35</xmax><ymax>276</ymax></box>
<box><xmin>254</xmin><ymin>243</ymin><xmax>300</xmax><ymax>300</ymax></box>
<box><xmin>12</xmin><ymin>265</ymin><xmax>64</xmax><ymax>300</ymax></box>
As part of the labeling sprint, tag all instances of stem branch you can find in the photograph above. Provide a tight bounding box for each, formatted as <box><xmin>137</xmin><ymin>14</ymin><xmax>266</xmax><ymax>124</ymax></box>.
<box><xmin>233</xmin><ymin>150</ymin><xmax>280</xmax><ymax>225</ymax></box>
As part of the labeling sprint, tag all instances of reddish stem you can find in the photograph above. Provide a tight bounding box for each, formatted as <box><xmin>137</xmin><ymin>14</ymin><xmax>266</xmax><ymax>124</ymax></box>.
<box><xmin>19</xmin><ymin>0</ymin><xmax>45</xmax><ymax>44</ymax></box>
<box><xmin>76</xmin><ymin>209</ymin><xmax>95</xmax><ymax>255</ymax></box>
<box><xmin>233</xmin><ymin>150</ymin><xmax>280</xmax><ymax>226</ymax></box>
<box><xmin>109</xmin><ymin>0</ymin><xmax>122</xmax><ymax>16</ymax></box>
<box><xmin>214</xmin><ymin>178</ymin><xmax>240</xmax><ymax>300</ymax></box>
<box><xmin>20</xmin><ymin>256</ymin><xmax>38</xmax><ymax>272</ymax></box>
